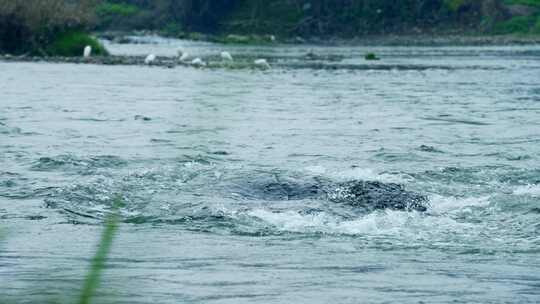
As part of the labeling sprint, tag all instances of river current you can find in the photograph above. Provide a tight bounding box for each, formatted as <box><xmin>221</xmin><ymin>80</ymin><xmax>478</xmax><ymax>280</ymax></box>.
<box><xmin>1</xmin><ymin>38</ymin><xmax>539</xmax><ymax>303</ymax></box>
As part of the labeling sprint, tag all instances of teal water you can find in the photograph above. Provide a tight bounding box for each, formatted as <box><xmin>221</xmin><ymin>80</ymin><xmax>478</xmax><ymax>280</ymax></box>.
<box><xmin>0</xmin><ymin>40</ymin><xmax>539</xmax><ymax>303</ymax></box>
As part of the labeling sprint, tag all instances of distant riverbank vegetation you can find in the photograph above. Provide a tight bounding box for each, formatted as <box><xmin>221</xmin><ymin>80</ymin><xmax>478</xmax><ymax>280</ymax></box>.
<box><xmin>0</xmin><ymin>0</ymin><xmax>107</xmax><ymax>56</ymax></box>
<box><xmin>1</xmin><ymin>0</ymin><xmax>540</xmax><ymax>56</ymax></box>
<box><xmin>495</xmin><ymin>0</ymin><xmax>540</xmax><ymax>33</ymax></box>
<box><xmin>92</xmin><ymin>0</ymin><xmax>540</xmax><ymax>38</ymax></box>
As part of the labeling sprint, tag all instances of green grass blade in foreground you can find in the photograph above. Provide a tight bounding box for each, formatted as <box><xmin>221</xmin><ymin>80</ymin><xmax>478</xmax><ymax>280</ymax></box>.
<box><xmin>78</xmin><ymin>197</ymin><xmax>122</xmax><ymax>304</ymax></box>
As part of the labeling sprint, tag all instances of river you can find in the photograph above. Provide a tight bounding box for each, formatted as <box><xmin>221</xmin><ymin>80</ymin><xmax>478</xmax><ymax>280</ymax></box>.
<box><xmin>1</xmin><ymin>38</ymin><xmax>539</xmax><ymax>303</ymax></box>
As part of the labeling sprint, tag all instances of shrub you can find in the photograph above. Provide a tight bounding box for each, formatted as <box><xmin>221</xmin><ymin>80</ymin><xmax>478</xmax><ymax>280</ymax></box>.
<box><xmin>161</xmin><ymin>22</ymin><xmax>184</xmax><ymax>37</ymax></box>
<box><xmin>94</xmin><ymin>2</ymin><xmax>154</xmax><ymax>30</ymax></box>
<box><xmin>445</xmin><ymin>0</ymin><xmax>468</xmax><ymax>11</ymax></box>
<box><xmin>46</xmin><ymin>31</ymin><xmax>108</xmax><ymax>57</ymax></box>
<box><xmin>502</xmin><ymin>0</ymin><xmax>540</xmax><ymax>8</ymax></box>
<box><xmin>0</xmin><ymin>0</ymin><xmax>100</xmax><ymax>55</ymax></box>
<box><xmin>493</xmin><ymin>16</ymin><xmax>535</xmax><ymax>33</ymax></box>
<box><xmin>96</xmin><ymin>2</ymin><xmax>139</xmax><ymax>17</ymax></box>
<box><xmin>533</xmin><ymin>17</ymin><xmax>540</xmax><ymax>33</ymax></box>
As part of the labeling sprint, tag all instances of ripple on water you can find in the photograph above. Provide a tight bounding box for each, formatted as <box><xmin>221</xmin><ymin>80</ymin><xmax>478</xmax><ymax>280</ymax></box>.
<box><xmin>0</xmin><ymin>122</ymin><xmax>22</xmax><ymax>135</ymax></box>
<box><xmin>421</xmin><ymin>116</ymin><xmax>491</xmax><ymax>126</ymax></box>
<box><xmin>30</xmin><ymin>154</ymin><xmax>127</xmax><ymax>173</ymax></box>
<box><xmin>2</xmin><ymin>43</ymin><xmax>540</xmax><ymax>304</ymax></box>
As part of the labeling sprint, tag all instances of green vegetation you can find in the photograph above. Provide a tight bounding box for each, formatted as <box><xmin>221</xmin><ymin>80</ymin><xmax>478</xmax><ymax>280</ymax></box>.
<box><xmin>79</xmin><ymin>197</ymin><xmax>121</xmax><ymax>304</ymax></box>
<box><xmin>96</xmin><ymin>2</ymin><xmax>139</xmax><ymax>17</ymax></box>
<box><xmin>503</xmin><ymin>0</ymin><xmax>540</xmax><ymax>7</ymax></box>
<box><xmin>223</xmin><ymin>1</ymin><xmax>303</xmax><ymax>36</ymax></box>
<box><xmin>0</xmin><ymin>0</ymin><xmax>108</xmax><ymax>56</ymax></box>
<box><xmin>445</xmin><ymin>0</ymin><xmax>468</xmax><ymax>11</ymax></box>
<box><xmin>1</xmin><ymin>0</ymin><xmax>540</xmax><ymax>56</ymax></box>
<box><xmin>97</xmin><ymin>0</ymin><xmax>539</xmax><ymax>38</ymax></box>
<box><xmin>94</xmin><ymin>2</ymin><xmax>144</xmax><ymax>30</ymax></box>
<box><xmin>365</xmin><ymin>53</ymin><xmax>380</xmax><ymax>60</ymax></box>
<box><xmin>494</xmin><ymin>15</ymin><xmax>539</xmax><ymax>33</ymax></box>
<box><xmin>533</xmin><ymin>17</ymin><xmax>540</xmax><ymax>32</ymax></box>
<box><xmin>0</xmin><ymin>197</ymin><xmax>121</xmax><ymax>304</ymax></box>
<box><xmin>161</xmin><ymin>22</ymin><xmax>184</xmax><ymax>37</ymax></box>
<box><xmin>215</xmin><ymin>34</ymin><xmax>276</xmax><ymax>44</ymax></box>
<box><xmin>499</xmin><ymin>0</ymin><xmax>540</xmax><ymax>34</ymax></box>
<box><xmin>46</xmin><ymin>31</ymin><xmax>108</xmax><ymax>57</ymax></box>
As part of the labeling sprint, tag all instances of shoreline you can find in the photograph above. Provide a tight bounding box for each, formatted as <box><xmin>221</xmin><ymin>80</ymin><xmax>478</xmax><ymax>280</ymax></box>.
<box><xmin>99</xmin><ymin>30</ymin><xmax>540</xmax><ymax>46</ymax></box>
<box><xmin>313</xmin><ymin>34</ymin><xmax>540</xmax><ymax>46</ymax></box>
<box><xmin>0</xmin><ymin>54</ymin><xmax>270</xmax><ymax>69</ymax></box>
<box><xmin>1</xmin><ymin>33</ymin><xmax>539</xmax><ymax>69</ymax></box>
<box><xmin>0</xmin><ymin>53</ymin><xmax>510</xmax><ymax>71</ymax></box>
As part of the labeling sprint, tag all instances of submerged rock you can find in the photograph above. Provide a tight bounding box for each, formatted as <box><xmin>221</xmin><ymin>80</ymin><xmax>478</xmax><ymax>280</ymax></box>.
<box><xmin>134</xmin><ymin>115</ymin><xmax>152</xmax><ymax>121</ymax></box>
<box><xmin>365</xmin><ymin>53</ymin><xmax>380</xmax><ymax>60</ymax></box>
<box><xmin>328</xmin><ymin>181</ymin><xmax>427</xmax><ymax>212</ymax></box>
<box><xmin>230</xmin><ymin>174</ymin><xmax>428</xmax><ymax>212</ymax></box>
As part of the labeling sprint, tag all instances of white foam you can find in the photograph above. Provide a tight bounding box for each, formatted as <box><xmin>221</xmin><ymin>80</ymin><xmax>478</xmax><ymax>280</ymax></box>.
<box><xmin>429</xmin><ymin>195</ymin><xmax>491</xmax><ymax>214</ymax></box>
<box><xmin>513</xmin><ymin>184</ymin><xmax>540</xmax><ymax>197</ymax></box>
<box><xmin>331</xmin><ymin>167</ymin><xmax>381</xmax><ymax>181</ymax></box>
<box><xmin>247</xmin><ymin>208</ymin><xmax>384</xmax><ymax>235</ymax></box>
<box><xmin>246</xmin><ymin>208</ymin><xmax>470</xmax><ymax>237</ymax></box>
<box><xmin>304</xmin><ymin>165</ymin><xmax>327</xmax><ymax>175</ymax></box>
<box><xmin>303</xmin><ymin>165</ymin><xmax>411</xmax><ymax>184</ymax></box>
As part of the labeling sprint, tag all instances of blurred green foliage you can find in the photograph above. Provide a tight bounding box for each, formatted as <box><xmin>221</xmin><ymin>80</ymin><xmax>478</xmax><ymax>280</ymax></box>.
<box><xmin>96</xmin><ymin>2</ymin><xmax>140</xmax><ymax>17</ymax></box>
<box><xmin>503</xmin><ymin>0</ymin><xmax>540</xmax><ymax>7</ymax></box>
<box><xmin>445</xmin><ymin>0</ymin><xmax>468</xmax><ymax>11</ymax></box>
<box><xmin>79</xmin><ymin>197</ymin><xmax>122</xmax><ymax>304</ymax></box>
<box><xmin>0</xmin><ymin>197</ymin><xmax>121</xmax><ymax>304</ymax></box>
<box><xmin>46</xmin><ymin>31</ymin><xmax>108</xmax><ymax>57</ymax></box>
<box><xmin>0</xmin><ymin>0</ymin><xmax>104</xmax><ymax>56</ymax></box>
<box><xmin>91</xmin><ymin>0</ymin><xmax>520</xmax><ymax>37</ymax></box>
<box><xmin>494</xmin><ymin>15</ymin><xmax>538</xmax><ymax>33</ymax></box>
<box><xmin>533</xmin><ymin>17</ymin><xmax>540</xmax><ymax>32</ymax></box>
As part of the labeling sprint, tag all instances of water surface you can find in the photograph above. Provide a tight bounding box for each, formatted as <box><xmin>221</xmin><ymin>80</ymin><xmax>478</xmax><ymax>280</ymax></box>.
<box><xmin>1</xmin><ymin>39</ymin><xmax>539</xmax><ymax>303</ymax></box>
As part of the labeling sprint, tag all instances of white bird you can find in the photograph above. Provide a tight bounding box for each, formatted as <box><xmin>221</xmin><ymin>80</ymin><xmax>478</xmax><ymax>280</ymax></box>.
<box><xmin>177</xmin><ymin>47</ymin><xmax>190</xmax><ymax>61</ymax></box>
<box><xmin>180</xmin><ymin>52</ymin><xmax>190</xmax><ymax>62</ymax></box>
<box><xmin>144</xmin><ymin>54</ymin><xmax>156</xmax><ymax>65</ymax></box>
<box><xmin>83</xmin><ymin>45</ymin><xmax>92</xmax><ymax>58</ymax></box>
<box><xmin>191</xmin><ymin>57</ymin><xmax>206</xmax><ymax>67</ymax></box>
<box><xmin>220</xmin><ymin>51</ymin><xmax>233</xmax><ymax>62</ymax></box>
<box><xmin>254</xmin><ymin>58</ymin><xmax>271</xmax><ymax>70</ymax></box>
<box><xmin>177</xmin><ymin>47</ymin><xmax>185</xmax><ymax>57</ymax></box>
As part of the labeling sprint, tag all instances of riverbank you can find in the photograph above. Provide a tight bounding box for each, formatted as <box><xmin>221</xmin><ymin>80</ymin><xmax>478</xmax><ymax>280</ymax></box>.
<box><xmin>3</xmin><ymin>1</ymin><xmax>539</xmax><ymax>57</ymax></box>
<box><xmin>2</xmin><ymin>40</ymin><xmax>535</xmax><ymax>73</ymax></box>
<box><xmin>92</xmin><ymin>0</ymin><xmax>539</xmax><ymax>38</ymax></box>
<box><xmin>100</xmin><ymin>31</ymin><xmax>540</xmax><ymax>46</ymax></box>
<box><xmin>2</xmin><ymin>32</ymin><xmax>539</xmax><ymax>71</ymax></box>
<box><xmin>314</xmin><ymin>34</ymin><xmax>540</xmax><ymax>46</ymax></box>
<box><xmin>0</xmin><ymin>0</ymin><xmax>102</xmax><ymax>57</ymax></box>
<box><xmin>0</xmin><ymin>53</ymin><xmax>509</xmax><ymax>71</ymax></box>
<box><xmin>0</xmin><ymin>54</ymin><xmax>271</xmax><ymax>70</ymax></box>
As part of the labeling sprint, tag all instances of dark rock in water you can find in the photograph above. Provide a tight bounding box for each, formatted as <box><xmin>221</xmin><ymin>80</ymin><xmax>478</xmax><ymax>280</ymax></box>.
<box><xmin>365</xmin><ymin>53</ymin><xmax>380</xmax><ymax>60</ymax></box>
<box><xmin>529</xmin><ymin>208</ymin><xmax>540</xmax><ymax>214</ymax></box>
<box><xmin>230</xmin><ymin>174</ymin><xmax>323</xmax><ymax>201</ymax></box>
<box><xmin>134</xmin><ymin>115</ymin><xmax>152</xmax><ymax>121</ymax></box>
<box><xmin>418</xmin><ymin>145</ymin><xmax>443</xmax><ymax>153</ymax></box>
<box><xmin>261</xmin><ymin>180</ymin><xmax>322</xmax><ymax>201</ymax></box>
<box><xmin>231</xmin><ymin>174</ymin><xmax>428</xmax><ymax>212</ymax></box>
<box><xmin>305</xmin><ymin>51</ymin><xmax>318</xmax><ymax>60</ymax></box>
<box><xmin>209</xmin><ymin>151</ymin><xmax>230</xmax><ymax>155</ymax></box>
<box><xmin>327</xmin><ymin>181</ymin><xmax>428</xmax><ymax>212</ymax></box>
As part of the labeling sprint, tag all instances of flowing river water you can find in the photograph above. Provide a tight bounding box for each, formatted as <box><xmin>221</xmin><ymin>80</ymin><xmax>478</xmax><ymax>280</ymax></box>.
<box><xmin>1</xmin><ymin>38</ymin><xmax>540</xmax><ymax>303</ymax></box>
